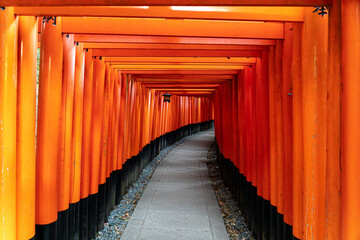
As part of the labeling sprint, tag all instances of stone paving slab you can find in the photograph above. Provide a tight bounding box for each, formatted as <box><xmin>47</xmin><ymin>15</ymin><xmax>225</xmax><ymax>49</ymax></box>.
<box><xmin>121</xmin><ymin>130</ymin><xmax>229</xmax><ymax>240</ymax></box>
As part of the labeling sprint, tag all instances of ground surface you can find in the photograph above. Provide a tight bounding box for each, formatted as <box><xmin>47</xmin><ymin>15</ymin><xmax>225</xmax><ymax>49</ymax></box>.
<box><xmin>98</xmin><ymin>129</ymin><xmax>253</xmax><ymax>240</ymax></box>
<box><xmin>120</xmin><ymin>130</ymin><xmax>228</xmax><ymax>240</ymax></box>
<box><xmin>206</xmin><ymin>143</ymin><xmax>254</xmax><ymax>240</ymax></box>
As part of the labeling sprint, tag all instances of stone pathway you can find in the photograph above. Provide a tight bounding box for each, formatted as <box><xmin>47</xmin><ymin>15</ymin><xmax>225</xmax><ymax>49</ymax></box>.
<box><xmin>121</xmin><ymin>130</ymin><xmax>228</xmax><ymax>240</ymax></box>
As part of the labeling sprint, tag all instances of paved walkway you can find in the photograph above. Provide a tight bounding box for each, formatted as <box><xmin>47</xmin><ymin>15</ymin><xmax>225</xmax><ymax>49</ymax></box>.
<box><xmin>121</xmin><ymin>129</ymin><xmax>229</xmax><ymax>240</ymax></box>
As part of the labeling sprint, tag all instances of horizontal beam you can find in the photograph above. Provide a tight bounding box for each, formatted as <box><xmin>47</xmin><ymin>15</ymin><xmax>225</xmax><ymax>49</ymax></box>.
<box><xmin>132</xmin><ymin>74</ymin><xmax>235</xmax><ymax>79</ymax></box>
<box><xmin>111</xmin><ymin>62</ymin><xmax>250</xmax><ymax>66</ymax></box>
<box><xmin>62</xmin><ymin>17</ymin><xmax>284</xmax><ymax>39</ymax></box>
<box><xmin>83</xmin><ymin>43</ymin><xmax>269</xmax><ymax>51</ymax></box>
<box><xmin>75</xmin><ymin>34</ymin><xmax>276</xmax><ymax>45</ymax></box>
<box><xmin>151</xmin><ymin>88</ymin><xmax>216</xmax><ymax>91</ymax></box>
<box><xmin>14</xmin><ymin>6</ymin><xmax>304</xmax><ymax>22</ymax></box>
<box><xmin>142</xmin><ymin>83</ymin><xmax>220</xmax><ymax>88</ymax></box>
<box><xmin>112</xmin><ymin>64</ymin><xmax>245</xmax><ymax>70</ymax></box>
<box><xmin>95</xmin><ymin>49</ymin><xmax>261</xmax><ymax>57</ymax></box>
<box><xmin>169</xmin><ymin>94</ymin><xmax>214</xmax><ymax>98</ymax></box>
<box><xmin>137</xmin><ymin>80</ymin><xmax>227</xmax><ymax>84</ymax></box>
<box><xmin>105</xmin><ymin>57</ymin><xmax>257</xmax><ymax>64</ymax></box>
<box><xmin>1</xmin><ymin>0</ymin><xmax>332</xmax><ymax>7</ymax></box>
<box><xmin>124</xmin><ymin>70</ymin><xmax>239</xmax><ymax>74</ymax></box>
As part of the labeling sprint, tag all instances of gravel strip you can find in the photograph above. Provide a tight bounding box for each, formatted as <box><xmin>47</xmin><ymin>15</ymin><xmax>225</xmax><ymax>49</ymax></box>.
<box><xmin>206</xmin><ymin>143</ymin><xmax>255</xmax><ymax>240</ymax></box>
<box><xmin>96</xmin><ymin>132</ymin><xmax>203</xmax><ymax>240</ymax></box>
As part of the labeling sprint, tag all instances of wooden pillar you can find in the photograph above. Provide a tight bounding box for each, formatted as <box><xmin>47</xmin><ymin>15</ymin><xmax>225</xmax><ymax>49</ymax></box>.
<box><xmin>36</xmin><ymin>16</ymin><xmax>63</xmax><ymax>239</ymax></box>
<box><xmin>237</xmin><ymin>71</ymin><xmax>245</xmax><ymax>175</ymax></box>
<box><xmin>88</xmin><ymin>57</ymin><xmax>105</xmax><ymax>239</ymax></box>
<box><xmin>301</xmin><ymin>8</ymin><xmax>328</xmax><ymax>240</ymax></box>
<box><xmin>341</xmin><ymin>0</ymin><xmax>360</xmax><ymax>239</ymax></box>
<box><xmin>68</xmin><ymin>41</ymin><xmax>84</xmax><ymax>239</ymax></box>
<box><xmin>80</xmin><ymin>48</ymin><xmax>93</xmax><ymax>240</ymax></box>
<box><xmin>255</xmin><ymin>59</ymin><xmax>263</xmax><ymax>196</ymax></box>
<box><xmin>117</xmin><ymin>74</ymin><xmax>127</xmax><ymax>170</ymax></box>
<box><xmin>112</xmin><ymin>71</ymin><xmax>121</xmax><ymax>172</ymax></box>
<box><xmin>282</xmin><ymin>22</ymin><xmax>294</xmax><ymax>237</ymax></box>
<box><xmin>16</xmin><ymin>15</ymin><xmax>37</xmax><ymax>240</ymax></box>
<box><xmin>269</xmin><ymin>46</ymin><xmax>278</xmax><ymax>216</ymax></box>
<box><xmin>57</xmin><ymin>33</ymin><xmax>75</xmax><ymax>240</ymax></box>
<box><xmin>274</xmin><ymin>40</ymin><xmax>284</xmax><ymax>224</ymax></box>
<box><xmin>0</xmin><ymin>7</ymin><xmax>17</xmax><ymax>240</ymax></box>
<box><xmin>325</xmin><ymin>1</ymin><xmax>341</xmax><ymax>239</ymax></box>
<box><xmin>291</xmin><ymin>22</ymin><xmax>304</xmax><ymax>240</ymax></box>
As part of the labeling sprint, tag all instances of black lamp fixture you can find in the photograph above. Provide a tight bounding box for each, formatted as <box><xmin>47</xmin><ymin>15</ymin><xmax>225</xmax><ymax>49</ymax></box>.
<box><xmin>163</xmin><ymin>93</ymin><xmax>172</xmax><ymax>103</ymax></box>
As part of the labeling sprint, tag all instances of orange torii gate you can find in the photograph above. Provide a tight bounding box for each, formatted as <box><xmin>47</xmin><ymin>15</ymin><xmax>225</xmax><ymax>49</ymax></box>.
<box><xmin>1</xmin><ymin>1</ymin><xmax>360</xmax><ymax>240</ymax></box>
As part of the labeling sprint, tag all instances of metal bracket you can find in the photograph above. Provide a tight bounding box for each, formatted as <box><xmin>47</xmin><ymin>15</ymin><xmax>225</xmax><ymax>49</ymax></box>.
<box><xmin>288</xmin><ymin>87</ymin><xmax>293</xmax><ymax>96</ymax></box>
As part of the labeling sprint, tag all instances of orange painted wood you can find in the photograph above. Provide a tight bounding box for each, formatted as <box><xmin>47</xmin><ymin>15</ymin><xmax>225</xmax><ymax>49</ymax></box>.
<box><xmin>111</xmin><ymin>71</ymin><xmax>121</xmax><ymax>172</ymax></box>
<box><xmin>106</xmin><ymin>57</ymin><xmax>257</xmax><ymax>64</ymax></box>
<box><xmin>134</xmin><ymin>74</ymin><xmax>234</xmax><ymax>79</ymax></box>
<box><xmin>237</xmin><ymin>71</ymin><xmax>246</xmax><ymax>175</ymax></box>
<box><xmin>268</xmin><ymin>46</ymin><xmax>278</xmax><ymax>207</ymax></box>
<box><xmin>282</xmin><ymin>22</ymin><xmax>294</xmax><ymax>226</ymax></box>
<box><xmin>258</xmin><ymin>52</ymin><xmax>270</xmax><ymax>201</ymax></box>
<box><xmin>291</xmin><ymin>22</ymin><xmax>304</xmax><ymax>240</ymax></box>
<box><xmin>70</xmin><ymin>43</ymin><xmax>84</xmax><ymax>204</ymax></box>
<box><xmin>58</xmin><ymin>33</ymin><xmax>75</xmax><ymax>212</ymax></box>
<box><xmin>122</xmin><ymin>70</ymin><xmax>239</xmax><ymax>75</ymax></box>
<box><xmin>0</xmin><ymin>7</ymin><xmax>17</xmax><ymax>239</ymax></box>
<box><xmin>231</xmin><ymin>76</ymin><xmax>239</xmax><ymax>168</ymax></box>
<box><xmin>117</xmin><ymin>74</ymin><xmax>127</xmax><ymax>169</ymax></box>
<box><xmin>301</xmin><ymin>8</ymin><xmax>328</xmax><ymax>240</ymax></box>
<box><xmin>244</xmin><ymin>66</ymin><xmax>255</xmax><ymax>183</ymax></box>
<box><xmin>89</xmin><ymin>58</ymin><xmax>105</xmax><ymax>195</ymax></box>
<box><xmin>274</xmin><ymin>40</ymin><xmax>284</xmax><ymax>214</ymax></box>
<box><xmin>16</xmin><ymin>15</ymin><xmax>37</xmax><ymax>240</ymax></box>
<box><xmin>85</xmin><ymin>43</ymin><xmax>269</xmax><ymax>51</ymax></box>
<box><xmin>36</xmin><ymin>17</ymin><xmax>63</xmax><ymax>225</ymax></box>
<box><xmin>80</xmin><ymin>49</ymin><xmax>94</xmax><ymax>199</ymax></box>
<box><xmin>324</xmin><ymin>2</ymin><xmax>341</xmax><ymax>240</ymax></box>
<box><xmin>1</xmin><ymin>0</ymin><xmax>331</xmax><ymax>6</ymax></box>
<box><xmin>255</xmin><ymin>59</ymin><xmax>263</xmax><ymax>193</ymax></box>
<box><xmin>14</xmin><ymin>6</ymin><xmax>304</xmax><ymax>22</ymax></box>
<box><xmin>74</xmin><ymin>34</ymin><xmax>276</xmax><ymax>46</ymax></box>
<box><xmin>99</xmin><ymin>64</ymin><xmax>111</xmax><ymax>185</ymax></box>
<box><xmin>94</xmin><ymin>49</ymin><xmax>261</xmax><ymax>58</ymax></box>
<box><xmin>341</xmin><ymin>0</ymin><xmax>360</xmax><ymax>239</ymax></box>
<box><xmin>62</xmin><ymin>17</ymin><xmax>284</xmax><ymax>39</ymax></box>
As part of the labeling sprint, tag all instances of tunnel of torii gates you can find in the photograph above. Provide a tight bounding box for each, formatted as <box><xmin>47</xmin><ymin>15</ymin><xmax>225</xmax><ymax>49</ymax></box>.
<box><xmin>0</xmin><ymin>1</ymin><xmax>360</xmax><ymax>240</ymax></box>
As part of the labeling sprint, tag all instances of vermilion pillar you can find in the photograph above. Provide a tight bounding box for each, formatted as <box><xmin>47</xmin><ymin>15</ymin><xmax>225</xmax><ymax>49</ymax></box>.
<box><xmin>269</xmin><ymin>45</ymin><xmax>278</xmax><ymax>213</ymax></box>
<box><xmin>117</xmin><ymin>74</ymin><xmax>127</xmax><ymax>170</ymax></box>
<box><xmin>274</xmin><ymin>41</ymin><xmax>284</xmax><ymax>222</ymax></box>
<box><xmin>326</xmin><ymin>1</ymin><xmax>341</xmax><ymax>239</ymax></box>
<box><xmin>341</xmin><ymin>0</ymin><xmax>360</xmax><ymax>239</ymax></box>
<box><xmin>80</xmin><ymin>48</ymin><xmax>93</xmax><ymax>240</ymax></box>
<box><xmin>0</xmin><ymin>7</ymin><xmax>17</xmax><ymax>240</ymax></box>
<box><xmin>301</xmin><ymin>8</ymin><xmax>328</xmax><ymax>240</ymax></box>
<box><xmin>16</xmin><ymin>15</ymin><xmax>37</xmax><ymax>240</ymax></box>
<box><xmin>57</xmin><ymin>33</ymin><xmax>75</xmax><ymax>240</ymax></box>
<box><xmin>282</xmin><ymin>22</ymin><xmax>294</xmax><ymax>237</ymax></box>
<box><xmin>88</xmin><ymin>57</ymin><xmax>105</xmax><ymax>239</ymax></box>
<box><xmin>69</xmin><ymin>41</ymin><xmax>84</xmax><ymax>239</ymax></box>
<box><xmin>36</xmin><ymin>17</ymin><xmax>63</xmax><ymax>238</ymax></box>
<box><xmin>291</xmin><ymin>22</ymin><xmax>304</xmax><ymax>240</ymax></box>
